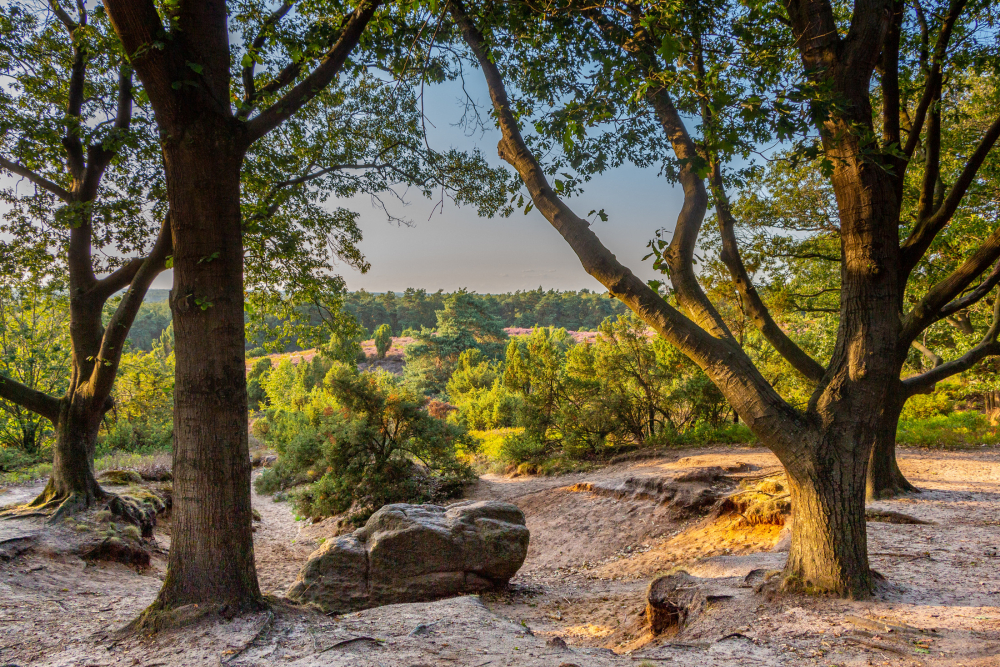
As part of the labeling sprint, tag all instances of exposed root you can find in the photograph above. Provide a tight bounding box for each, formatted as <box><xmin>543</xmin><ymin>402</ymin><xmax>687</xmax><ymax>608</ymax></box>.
<box><xmin>125</xmin><ymin>596</ymin><xmax>270</xmax><ymax>636</ymax></box>
<box><xmin>718</xmin><ymin>476</ymin><xmax>791</xmax><ymax>527</ymax></box>
<box><xmin>777</xmin><ymin>569</ymin><xmax>875</xmax><ymax>599</ymax></box>
<box><xmin>868</xmin><ymin>481</ymin><xmax>922</xmax><ymax>500</ymax></box>
<box><xmin>867</xmin><ymin>473</ymin><xmax>921</xmax><ymax>501</ymax></box>
<box><xmin>0</xmin><ymin>489</ymin><xmax>104</xmax><ymax>522</ymax></box>
<box><xmin>1</xmin><ymin>485</ymin><xmax>166</xmax><ymax>540</ymax></box>
<box><xmin>865</xmin><ymin>509</ymin><xmax>934</xmax><ymax>525</ymax></box>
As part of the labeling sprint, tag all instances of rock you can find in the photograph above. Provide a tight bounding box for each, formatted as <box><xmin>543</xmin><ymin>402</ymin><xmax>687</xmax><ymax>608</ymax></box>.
<box><xmin>261</xmin><ymin>455</ymin><xmax>278</xmax><ymax>468</ymax></box>
<box><xmin>568</xmin><ymin>475</ymin><xmax>723</xmax><ymax>514</ymax></box>
<box><xmin>547</xmin><ymin>636</ymin><xmax>569</xmax><ymax>649</ymax></box>
<box><xmin>287</xmin><ymin>500</ymin><xmax>529</xmax><ymax>613</ymax></box>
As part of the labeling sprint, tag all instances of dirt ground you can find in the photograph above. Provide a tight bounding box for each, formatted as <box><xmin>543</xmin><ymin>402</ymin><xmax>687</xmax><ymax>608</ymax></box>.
<box><xmin>2</xmin><ymin>445</ymin><xmax>1000</xmax><ymax>666</ymax></box>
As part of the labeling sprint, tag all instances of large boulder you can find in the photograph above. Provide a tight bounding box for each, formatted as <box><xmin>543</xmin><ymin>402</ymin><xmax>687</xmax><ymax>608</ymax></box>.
<box><xmin>286</xmin><ymin>500</ymin><xmax>529</xmax><ymax>613</ymax></box>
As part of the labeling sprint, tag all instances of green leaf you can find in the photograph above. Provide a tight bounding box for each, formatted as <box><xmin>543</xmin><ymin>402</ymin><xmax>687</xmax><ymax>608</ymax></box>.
<box><xmin>186</xmin><ymin>62</ymin><xmax>203</xmax><ymax>75</ymax></box>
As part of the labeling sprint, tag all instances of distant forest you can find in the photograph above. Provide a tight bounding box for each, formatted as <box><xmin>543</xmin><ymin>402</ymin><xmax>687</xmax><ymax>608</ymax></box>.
<box><xmin>125</xmin><ymin>288</ymin><xmax>628</xmax><ymax>352</ymax></box>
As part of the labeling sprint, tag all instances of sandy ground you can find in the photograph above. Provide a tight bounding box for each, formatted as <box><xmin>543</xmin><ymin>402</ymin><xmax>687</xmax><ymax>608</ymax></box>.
<box><xmin>1</xmin><ymin>446</ymin><xmax>999</xmax><ymax>666</ymax></box>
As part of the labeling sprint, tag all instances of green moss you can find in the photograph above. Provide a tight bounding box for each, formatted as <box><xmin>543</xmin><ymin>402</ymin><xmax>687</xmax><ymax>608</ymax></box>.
<box><xmin>99</xmin><ymin>469</ymin><xmax>144</xmax><ymax>485</ymax></box>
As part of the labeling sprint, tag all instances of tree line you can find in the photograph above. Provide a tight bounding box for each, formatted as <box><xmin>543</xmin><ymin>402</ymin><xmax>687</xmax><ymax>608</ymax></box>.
<box><xmin>123</xmin><ymin>288</ymin><xmax>629</xmax><ymax>354</ymax></box>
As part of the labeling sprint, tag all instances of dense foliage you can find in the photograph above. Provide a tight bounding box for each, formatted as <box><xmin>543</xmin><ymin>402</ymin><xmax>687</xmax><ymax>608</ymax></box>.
<box><xmin>254</xmin><ymin>361</ymin><xmax>474</xmax><ymax>523</ymax></box>
<box><xmin>448</xmin><ymin>316</ymin><xmax>744</xmax><ymax>469</ymax></box>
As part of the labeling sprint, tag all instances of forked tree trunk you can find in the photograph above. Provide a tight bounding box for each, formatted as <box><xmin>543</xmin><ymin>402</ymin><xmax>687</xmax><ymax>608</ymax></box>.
<box><xmin>144</xmin><ymin>120</ymin><xmax>263</xmax><ymax>616</ymax></box>
<box><xmin>785</xmin><ymin>438</ymin><xmax>872</xmax><ymax>595</ymax></box>
<box><xmin>866</xmin><ymin>393</ymin><xmax>919</xmax><ymax>500</ymax></box>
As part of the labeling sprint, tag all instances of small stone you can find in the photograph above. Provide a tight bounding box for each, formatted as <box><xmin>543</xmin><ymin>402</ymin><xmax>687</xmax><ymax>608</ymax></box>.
<box><xmin>546</xmin><ymin>636</ymin><xmax>569</xmax><ymax>649</ymax></box>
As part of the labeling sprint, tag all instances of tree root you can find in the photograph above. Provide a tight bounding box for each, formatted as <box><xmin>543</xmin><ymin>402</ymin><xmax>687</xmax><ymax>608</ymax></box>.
<box><xmin>867</xmin><ymin>476</ymin><xmax>921</xmax><ymax>501</ymax></box>
<box><xmin>0</xmin><ymin>489</ymin><xmax>103</xmax><ymax>521</ymax></box>
<box><xmin>0</xmin><ymin>486</ymin><xmax>164</xmax><ymax>538</ymax></box>
<box><xmin>125</xmin><ymin>597</ymin><xmax>270</xmax><ymax>636</ymax></box>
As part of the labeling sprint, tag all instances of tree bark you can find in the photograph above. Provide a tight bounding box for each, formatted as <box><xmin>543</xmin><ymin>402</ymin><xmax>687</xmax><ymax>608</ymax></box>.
<box><xmin>144</xmin><ymin>119</ymin><xmax>263</xmax><ymax>614</ymax></box>
<box><xmin>866</xmin><ymin>391</ymin><xmax>920</xmax><ymax>500</ymax></box>
<box><xmin>785</xmin><ymin>440</ymin><xmax>872</xmax><ymax>595</ymax></box>
<box><xmin>29</xmin><ymin>393</ymin><xmax>108</xmax><ymax>515</ymax></box>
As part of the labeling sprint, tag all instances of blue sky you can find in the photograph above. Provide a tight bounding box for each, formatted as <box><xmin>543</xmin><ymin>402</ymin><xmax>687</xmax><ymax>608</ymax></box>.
<box><xmin>331</xmin><ymin>75</ymin><xmax>685</xmax><ymax>294</ymax></box>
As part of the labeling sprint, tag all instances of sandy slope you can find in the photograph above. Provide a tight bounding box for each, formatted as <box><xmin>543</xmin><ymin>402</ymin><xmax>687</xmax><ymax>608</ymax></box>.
<box><xmin>1</xmin><ymin>446</ymin><xmax>999</xmax><ymax>666</ymax></box>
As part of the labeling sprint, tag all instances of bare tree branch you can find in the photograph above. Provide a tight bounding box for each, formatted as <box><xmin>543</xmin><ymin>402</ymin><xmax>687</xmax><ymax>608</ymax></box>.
<box><xmin>902</xmin><ymin>0</ymin><xmax>967</xmax><ymax>160</ymax></box>
<box><xmin>83</xmin><ymin>65</ymin><xmax>134</xmax><ymax>197</ymax></box>
<box><xmin>911</xmin><ymin>339</ymin><xmax>943</xmax><ymax>367</ymax></box>
<box><xmin>938</xmin><ymin>261</ymin><xmax>1000</xmax><ymax>319</ymax></box>
<box><xmin>903</xmin><ymin>290</ymin><xmax>1000</xmax><ymax>395</ymax></box>
<box><xmin>709</xmin><ymin>162</ymin><xmax>826</xmax><ymax>382</ymax></box>
<box><xmin>103</xmin><ymin>0</ymin><xmax>180</xmax><ymax>123</ymax></box>
<box><xmin>901</xmin><ymin>225</ymin><xmax>1000</xmax><ymax>343</ymax></box>
<box><xmin>447</xmin><ymin>0</ymin><xmax>808</xmax><ymax>459</ymax></box>
<box><xmin>900</xmin><ymin>112</ymin><xmax>1000</xmax><ymax>276</ymax></box>
<box><xmin>0</xmin><ymin>156</ymin><xmax>72</xmax><ymax>201</ymax></box>
<box><xmin>239</xmin><ymin>1</ymin><xmax>294</xmax><ymax>118</ymax></box>
<box><xmin>91</xmin><ymin>214</ymin><xmax>173</xmax><ymax>399</ymax></box>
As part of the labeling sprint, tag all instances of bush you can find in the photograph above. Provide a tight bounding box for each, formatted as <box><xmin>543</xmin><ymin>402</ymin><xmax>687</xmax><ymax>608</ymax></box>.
<box><xmin>0</xmin><ymin>445</ymin><xmax>43</xmax><ymax>472</ymax></box>
<box><xmin>255</xmin><ymin>363</ymin><xmax>475</xmax><ymax>523</ymax></box>
<box><xmin>373</xmin><ymin>323</ymin><xmax>393</xmax><ymax>359</ymax></box>
<box><xmin>96</xmin><ymin>419</ymin><xmax>173</xmax><ymax>455</ymax></box>
<box><xmin>498</xmin><ymin>430</ymin><xmax>552</xmax><ymax>464</ymax></box>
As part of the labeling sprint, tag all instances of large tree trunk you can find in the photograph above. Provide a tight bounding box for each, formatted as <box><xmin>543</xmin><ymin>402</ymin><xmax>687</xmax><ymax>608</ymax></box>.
<box><xmin>866</xmin><ymin>391</ymin><xmax>919</xmax><ymax>500</ymax></box>
<box><xmin>784</xmin><ymin>435</ymin><xmax>872</xmax><ymax>596</ymax></box>
<box><xmin>144</xmin><ymin>119</ymin><xmax>263</xmax><ymax>617</ymax></box>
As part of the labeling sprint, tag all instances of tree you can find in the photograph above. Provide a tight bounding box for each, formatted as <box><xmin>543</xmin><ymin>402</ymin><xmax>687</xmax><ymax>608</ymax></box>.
<box><xmin>373</xmin><ymin>323</ymin><xmax>393</xmax><ymax>359</ymax></box>
<box><xmin>448</xmin><ymin>0</ymin><xmax>1000</xmax><ymax>596</ymax></box>
<box><xmin>700</xmin><ymin>51</ymin><xmax>1000</xmax><ymax>499</ymax></box>
<box><xmin>0</xmin><ymin>1</ymin><xmax>172</xmax><ymax>516</ymax></box>
<box><xmin>405</xmin><ymin>290</ymin><xmax>509</xmax><ymax>394</ymax></box>
<box><xmin>99</xmin><ymin>0</ymin><xmax>508</xmax><ymax>618</ymax></box>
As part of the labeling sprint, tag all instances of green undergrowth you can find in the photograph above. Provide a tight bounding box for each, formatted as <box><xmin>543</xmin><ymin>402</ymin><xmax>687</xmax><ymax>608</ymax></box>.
<box><xmin>897</xmin><ymin>411</ymin><xmax>1000</xmax><ymax>449</ymax></box>
<box><xmin>0</xmin><ymin>446</ymin><xmax>171</xmax><ymax>488</ymax></box>
<box><xmin>465</xmin><ymin>422</ymin><xmax>759</xmax><ymax>476</ymax></box>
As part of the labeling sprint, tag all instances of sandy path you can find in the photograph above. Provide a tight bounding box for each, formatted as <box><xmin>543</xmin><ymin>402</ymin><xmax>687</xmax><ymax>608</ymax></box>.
<box><xmin>0</xmin><ymin>446</ymin><xmax>998</xmax><ymax>666</ymax></box>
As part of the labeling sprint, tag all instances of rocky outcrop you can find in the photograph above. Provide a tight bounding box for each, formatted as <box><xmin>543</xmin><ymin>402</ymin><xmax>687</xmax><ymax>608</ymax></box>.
<box><xmin>568</xmin><ymin>473</ymin><xmax>725</xmax><ymax>514</ymax></box>
<box><xmin>286</xmin><ymin>500</ymin><xmax>530</xmax><ymax>613</ymax></box>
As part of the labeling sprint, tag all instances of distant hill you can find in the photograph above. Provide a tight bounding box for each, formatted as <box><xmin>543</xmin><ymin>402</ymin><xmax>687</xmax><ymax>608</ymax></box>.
<box><xmin>144</xmin><ymin>289</ymin><xmax>170</xmax><ymax>303</ymax></box>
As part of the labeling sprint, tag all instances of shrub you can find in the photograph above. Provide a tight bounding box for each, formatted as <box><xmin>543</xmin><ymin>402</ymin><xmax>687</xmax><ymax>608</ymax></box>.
<box><xmin>373</xmin><ymin>323</ymin><xmax>393</xmax><ymax>359</ymax></box>
<box><xmin>247</xmin><ymin>357</ymin><xmax>273</xmax><ymax>410</ymax></box>
<box><xmin>255</xmin><ymin>363</ymin><xmax>475</xmax><ymax>523</ymax></box>
<box><xmin>498</xmin><ymin>430</ymin><xmax>552</xmax><ymax>464</ymax></box>
<box><xmin>96</xmin><ymin>419</ymin><xmax>173</xmax><ymax>455</ymax></box>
